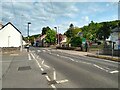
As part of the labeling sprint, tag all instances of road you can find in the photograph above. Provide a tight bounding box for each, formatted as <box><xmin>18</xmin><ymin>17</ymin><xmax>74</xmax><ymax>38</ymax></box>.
<box><xmin>30</xmin><ymin>47</ymin><xmax>119</xmax><ymax>89</ymax></box>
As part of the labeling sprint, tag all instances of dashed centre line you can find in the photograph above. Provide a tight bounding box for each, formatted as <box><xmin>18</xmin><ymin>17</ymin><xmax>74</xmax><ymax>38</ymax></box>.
<box><xmin>49</xmin><ymin>52</ymin><xmax>119</xmax><ymax>74</ymax></box>
<box><xmin>110</xmin><ymin>70</ymin><xmax>119</xmax><ymax>74</ymax></box>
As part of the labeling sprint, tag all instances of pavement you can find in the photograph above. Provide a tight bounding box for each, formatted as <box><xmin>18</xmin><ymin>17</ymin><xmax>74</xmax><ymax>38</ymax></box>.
<box><xmin>55</xmin><ymin>49</ymin><xmax>119</xmax><ymax>62</ymax></box>
<box><xmin>1</xmin><ymin>49</ymin><xmax>51</xmax><ymax>88</ymax></box>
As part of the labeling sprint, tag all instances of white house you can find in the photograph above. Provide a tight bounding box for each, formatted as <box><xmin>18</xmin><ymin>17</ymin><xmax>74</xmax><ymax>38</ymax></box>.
<box><xmin>0</xmin><ymin>22</ymin><xmax>23</xmax><ymax>48</ymax></box>
<box><xmin>110</xmin><ymin>27</ymin><xmax>120</xmax><ymax>50</ymax></box>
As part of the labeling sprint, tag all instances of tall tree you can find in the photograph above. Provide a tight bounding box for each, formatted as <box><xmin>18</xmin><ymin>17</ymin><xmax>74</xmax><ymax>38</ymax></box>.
<box><xmin>97</xmin><ymin>22</ymin><xmax>111</xmax><ymax>41</ymax></box>
<box><xmin>45</xmin><ymin>29</ymin><xmax>56</xmax><ymax>45</ymax></box>
<box><xmin>42</xmin><ymin>26</ymin><xmax>51</xmax><ymax>35</ymax></box>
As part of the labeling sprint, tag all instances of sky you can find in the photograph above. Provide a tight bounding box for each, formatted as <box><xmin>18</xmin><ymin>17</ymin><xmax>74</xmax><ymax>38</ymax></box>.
<box><xmin>0</xmin><ymin>0</ymin><xmax>119</xmax><ymax>36</ymax></box>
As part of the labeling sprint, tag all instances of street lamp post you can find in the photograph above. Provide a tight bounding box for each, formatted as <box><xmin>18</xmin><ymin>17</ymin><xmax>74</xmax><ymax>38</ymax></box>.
<box><xmin>54</xmin><ymin>27</ymin><xmax>59</xmax><ymax>45</ymax></box>
<box><xmin>27</xmin><ymin>22</ymin><xmax>31</xmax><ymax>52</ymax></box>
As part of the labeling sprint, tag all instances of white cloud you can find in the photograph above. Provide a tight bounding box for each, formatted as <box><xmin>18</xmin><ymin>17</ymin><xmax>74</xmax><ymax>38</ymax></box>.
<box><xmin>1</xmin><ymin>2</ymin><xmax>118</xmax><ymax>36</ymax></box>
<box><xmin>2</xmin><ymin>0</ymin><xmax>119</xmax><ymax>2</ymax></box>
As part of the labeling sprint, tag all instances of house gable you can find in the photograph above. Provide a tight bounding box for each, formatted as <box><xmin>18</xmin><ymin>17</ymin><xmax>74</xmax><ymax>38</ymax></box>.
<box><xmin>0</xmin><ymin>22</ymin><xmax>21</xmax><ymax>34</ymax></box>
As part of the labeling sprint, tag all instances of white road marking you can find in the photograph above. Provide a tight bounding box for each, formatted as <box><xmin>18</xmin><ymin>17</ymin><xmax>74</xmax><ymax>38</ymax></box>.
<box><xmin>31</xmin><ymin>52</ymin><xmax>56</xmax><ymax>89</ymax></box>
<box><xmin>43</xmin><ymin>50</ymin><xmax>46</xmax><ymax>52</ymax></box>
<box><xmin>56</xmin><ymin>79</ymin><xmax>69</xmax><ymax>84</ymax></box>
<box><xmin>57</xmin><ymin>54</ymin><xmax>59</xmax><ymax>56</ymax></box>
<box><xmin>53</xmin><ymin>70</ymin><xmax>56</xmax><ymax>80</ymax></box>
<box><xmin>93</xmin><ymin>64</ymin><xmax>109</xmax><ymax>72</ymax></box>
<box><xmin>10</xmin><ymin>54</ymin><xmax>19</xmax><ymax>56</ymax></box>
<box><xmin>41</xmin><ymin>68</ymin><xmax>44</xmax><ymax>71</ymax></box>
<box><xmin>37</xmin><ymin>50</ymin><xmax>41</xmax><ymax>52</ymax></box>
<box><xmin>75</xmin><ymin>61</ymin><xmax>78</xmax><ymax>62</ymax></box>
<box><xmin>80</xmin><ymin>61</ymin><xmax>91</xmax><ymax>65</ymax></box>
<box><xmin>47</xmin><ymin>50</ymin><xmax>50</xmax><ymax>52</ymax></box>
<box><xmin>110</xmin><ymin>70</ymin><xmax>119</xmax><ymax>74</ymax></box>
<box><xmin>31</xmin><ymin>53</ymin><xmax>41</xmax><ymax>68</ymax></box>
<box><xmin>42</xmin><ymin>60</ymin><xmax>44</xmax><ymax>64</ymax></box>
<box><xmin>36</xmin><ymin>55</ymin><xmax>39</xmax><ymax>58</ymax></box>
<box><xmin>28</xmin><ymin>54</ymin><xmax>32</xmax><ymax>60</ymax></box>
<box><xmin>104</xmin><ymin>67</ymin><xmax>111</xmax><ymax>70</ymax></box>
<box><xmin>44</xmin><ymin>64</ymin><xmax>50</xmax><ymax>68</ymax></box>
<box><xmin>51</xmin><ymin>84</ymin><xmax>56</xmax><ymax>88</ymax></box>
<box><xmin>31</xmin><ymin>51</ymin><xmax>35</xmax><ymax>53</ymax></box>
<box><xmin>45</xmin><ymin>74</ymin><xmax>56</xmax><ymax>88</ymax></box>
<box><xmin>30</xmin><ymin>53</ymin><xmax>35</xmax><ymax>59</ymax></box>
<box><xmin>69</xmin><ymin>58</ymin><xmax>74</xmax><ymax>61</ymax></box>
<box><xmin>45</xmin><ymin>75</ymin><xmax>51</xmax><ymax>81</ymax></box>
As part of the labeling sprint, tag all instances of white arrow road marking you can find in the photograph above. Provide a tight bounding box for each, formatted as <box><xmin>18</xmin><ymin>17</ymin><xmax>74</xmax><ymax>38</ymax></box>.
<box><xmin>109</xmin><ymin>70</ymin><xmax>119</xmax><ymax>74</ymax></box>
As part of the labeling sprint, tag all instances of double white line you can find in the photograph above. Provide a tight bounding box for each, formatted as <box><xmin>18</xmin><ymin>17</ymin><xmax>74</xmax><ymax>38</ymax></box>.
<box><xmin>30</xmin><ymin>52</ymin><xmax>56</xmax><ymax>89</ymax></box>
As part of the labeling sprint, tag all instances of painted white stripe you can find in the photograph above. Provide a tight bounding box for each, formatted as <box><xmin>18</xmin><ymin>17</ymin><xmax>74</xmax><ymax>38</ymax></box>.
<box><xmin>42</xmin><ymin>60</ymin><xmax>44</xmax><ymax>64</ymax></box>
<box><xmin>10</xmin><ymin>54</ymin><xmax>19</xmax><ymax>56</ymax></box>
<box><xmin>53</xmin><ymin>70</ymin><xmax>56</xmax><ymax>80</ymax></box>
<box><xmin>31</xmin><ymin>51</ymin><xmax>35</xmax><ymax>53</ymax></box>
<box><xmin>30</xmin><ymin>53</ymin><xmax>35</xmax><ymax>59</ymax></box>
<box><xmin>41</xmin><ymin>68</ymin><xmax>44</xmax><ymax>71</ymax></box>
<box><xmin>69</xmin><ymin>58</ymin><xmax>74</xmax><ymax>61</ymax></box>
<box><xmin>47</xmin><ymin>50</ymin><xmax>50</xmax><ymax>51</ymax></box>
<box><xmin>57</xmin><ymin>54</ymin><xmax>59</xmax><ymax>56</ymax></box>
<box><xmin>45</xmin><ymin>75</ymin><xmax>51</xmax><ymax>81</ymax></box>
<box><xmin>93</xmin><ymin>64</ymin><xmax>104</xmax><ymax>70</ymax></box>
<box><xmin>110</xmin><ymin>70</ymin><xmax>119</xmax><ymax>74</ymax></box>
<box><xmin>81</xmin><ymin>61</ymin><xmax>91</xmax><ymax>65</ymax></box>
<box><xmin>51</xmin><ymin>84</ymin><xmax>56</xmax><ymax>88</ymax></box>
<box><xmin>93</xmin><ymin>64</ymin><xmax>109</xmax><ymax>72</ymax></box>
<box><xmin>44</xmin><ymin>64</ymin><xmax>50</xmax><ymax>68</ymax></box>
<box><xmin>43</xmin><ymin>50</ymin><xmax>46</xmax><ymax>52</ymax></box>
<box><xmin>37</xmin><ymin>50</ymin><xmax>41</xmax><ymax>52</ymax></box>
<box><xmin>28</xmin><ymin>54</ymin><xmax>32</xmax><ymax>60</ymax></box>
<box><xmin>56</xmin><ymin>79</ymin><xmax>69</xmax><ymax>84</ymax></box>
<box><xmin>31</xmin><ymin>53</ymin><xmax>42</xmax><ymax>68</ymax></box>
<box><xmin>31</xmin><ymin>52</ymin><xmax>56</xmax><ymax>89</ymax></box>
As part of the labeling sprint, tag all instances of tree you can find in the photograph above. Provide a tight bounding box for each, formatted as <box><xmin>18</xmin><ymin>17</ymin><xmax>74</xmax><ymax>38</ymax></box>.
<box><xmin>64</xmin><ymin>23</ymin><xmax>82</xmax><ymax>42</ymax></box>
<box><xmin>97</xmin><ymin>22</ymin><xmax>111</xmax><ymax>41</ymax></box>
<box><xmin>42</xmin><ymin>26</ymin><xmax>51</xmax><ymax>35</ymax></box>
<box><xmin>45</xmin><ymin>29</ymin><xmax>56</xmax><ymax>45</ymax></box>
<box><xmin>70</xmin><ymin>36</ymin><xmax>82</xmax><ymax>47</ymax></box>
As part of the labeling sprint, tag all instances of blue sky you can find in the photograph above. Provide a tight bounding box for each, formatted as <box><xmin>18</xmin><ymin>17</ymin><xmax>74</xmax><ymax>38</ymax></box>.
<box><xmin>1</xmin><ymin>0</ymin><xmax>119</xmax><ymax>36</ymax></box>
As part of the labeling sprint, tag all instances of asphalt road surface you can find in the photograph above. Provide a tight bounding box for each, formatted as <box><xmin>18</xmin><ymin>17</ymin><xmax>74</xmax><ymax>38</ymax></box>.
<box><xmin>30</xmin><ymin>47</ymin><xmax>119</xmax><ymax>89</ymax></box>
